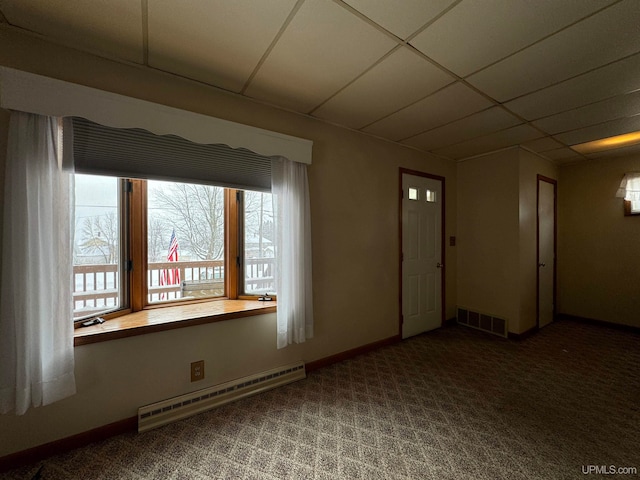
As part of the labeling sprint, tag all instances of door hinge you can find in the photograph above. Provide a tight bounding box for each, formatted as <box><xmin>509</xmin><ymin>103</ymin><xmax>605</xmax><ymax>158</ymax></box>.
<box><xmin>401</xmin><ymin>252</ymin><xmax>404</xmax><ymax>261</ymax></box>
<box><xmin>124</xmin><ymin>180</ymin><xmax>133</xmax><ymax>193</ymax></box>
<box><xmin>126</xmin><ymin>260</ymin><xmax>133</xmax><ymax>272</ymax></box>
<box><xmin>236</xmin><ymin>191</ymin><xmax>241</xmax><ymax>202</ymax></box>
<box><xmin>236</xmin><ymin>256</ymin><xmax>241</xmax><ymax>267</ymax></box>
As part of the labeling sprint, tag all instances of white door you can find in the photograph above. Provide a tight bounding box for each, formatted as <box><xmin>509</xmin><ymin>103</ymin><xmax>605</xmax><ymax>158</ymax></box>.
<box><xmin>537</xmin><ymin>177</ymin><xmax>556</xmax><ymax>328</ymax></box>
<box><xmin>402</xmin><ymin>173</ymin><xmax>443</xmax><ymax>339</ymax></box>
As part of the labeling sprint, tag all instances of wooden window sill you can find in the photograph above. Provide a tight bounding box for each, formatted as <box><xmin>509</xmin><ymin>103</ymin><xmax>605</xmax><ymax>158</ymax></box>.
<box><xmin>73</xmin><ymin>300</ymin><xmax>277</xmax><ymax>346</ymax></box>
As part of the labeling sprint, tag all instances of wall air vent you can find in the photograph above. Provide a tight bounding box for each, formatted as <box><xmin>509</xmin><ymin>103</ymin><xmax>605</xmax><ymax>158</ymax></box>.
<box><xmin>457</xmin><ymin>307</ymin><xmax>507</xmax><ymax>338</ymax></box>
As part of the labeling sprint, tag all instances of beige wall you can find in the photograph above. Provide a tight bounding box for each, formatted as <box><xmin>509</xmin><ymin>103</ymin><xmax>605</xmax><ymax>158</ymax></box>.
<box><xmin>558</xmin><ymin>154</ymin><xmax>640</xmax><ymax>327</ymax></box>
<box><xmin>457</xmin><ymin>149</ymin><xmax>520</xmax><ymax>330</ymax></box>
<box><xmin>0</xmin><ymin>27</ymin><xmax>457</xmax><ymax>456</ymax></box>
<box><xmin>457</xmin><ymin>148</ymin><xmax>558</xmax><ymax>334</ymax></box>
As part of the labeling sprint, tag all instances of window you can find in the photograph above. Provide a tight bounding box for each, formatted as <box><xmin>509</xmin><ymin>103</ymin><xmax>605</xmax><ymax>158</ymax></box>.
<box><xmin>66</xmin><ymin>115</ymin><xmax>281</xmax><ymax>324</ymax></box>
<box><xmin>1</xmin><ymin>69</ymin><xmax>312</xmax><ymax>350</ymax></box>
<box><xmin>147</xmin><ymin>180</ymin><xmax>226</xmax><ymax>303</ymax></box>
<box><xmin>243</xmin><ymin>191</ymin><xmax>276</xmax><ymax>295</ymax></box>
<box><xmin>72</xmin><ymin>175</ymin><xmax>275</xmax><ymax>322</ymax></box>
<box><xmin>73</xmin><ymin>174</ymin><xmax>124</xmax><ymax>319</ymax></box>
<box><xmin>617</xmin><ymin>172</ymin><xmax>640</xmax><ymax>216</ymax></box>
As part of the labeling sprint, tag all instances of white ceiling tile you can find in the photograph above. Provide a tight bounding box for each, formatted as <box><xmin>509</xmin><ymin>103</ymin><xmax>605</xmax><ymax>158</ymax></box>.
<box><xmin>343</xmin><ymin>0</ymin><xmax>455</xmax><ymax>39</ymax></box>
<box><xmin>505</xmin><ymin>53</ymin><xmax>640</xmax><ymax>120</ymax></box>
<box><xmin>410</xmin><ymin>0</ymin><xmax>613</xmax><ymax>77</ymax></box>
<box><xmin>533</xmin><ymin>91</ymin><xmax>640</xmax><ymax>135</ymax></box>
<box><xmin>521</xmin><ymin>137</ymin><xmax>565</xmax><ymax>153</ymax></box>
<box><xmin>0</xmin><ymin>0</ymin><xmax>143</xmax><ymax>63</ymax></box>
<box><xmin>543</xmin><ymin>148</ymin><xmax>582</xmax><ymax>161</ymax></box>
<box><xmin>433</xmin><ymin>124</ymin><xmax>543</xmax><ymax>159</ymax></box>
<box><xmin>148</xmin><ymin>0</ymin><xmax>296</xmax><ymax>93</ymax></box>
<box><xmin>312</xmin><ymin>47</ymin><xmax>454</xmax><ymax>129</ymax></box>
<box><xmin>362</xmin><ymin>82</ymin><xmax>493</xmax><ymax>141</ymax></box>
<box><xmin>244</xmin><ymin>0</ymin><xmax>396</xmax><ymax>113</ymax></box>
<box><xmin>467</xmin><ymin>0</ymin><xmax>640</xmax><ymax>102</ymax></box>
<box><xmin>401</xmin><ymin>107</ymin><xmax>521</xmax><ymax>151</ymax></box>
<box><xmin>554</xmin><ymin>114</ymin><xmax>640</xmax><ymax>146</ymax></box>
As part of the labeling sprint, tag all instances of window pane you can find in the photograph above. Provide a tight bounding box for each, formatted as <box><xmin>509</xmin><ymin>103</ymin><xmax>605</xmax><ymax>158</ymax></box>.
<box><xmin>73</xmin><ymin>174</ymin><xmax>121</xmax><ymax>319</ymax></box>
<box><xmin>243</xmin><ymin>191</ymin><xmax>275</xmax><ymax>295</ymax></box>
<box><xmin>147</xmin><ymin>180</ymin><xmax>225</xmax><ymax>303</ymax></box>
<box><xmin>408</xmin><ymin>187</ymin><xmax>418</xmax><ymax>200</ymax></box>
<box><xmin>426</xmin><ymin>189</ymin><xmax>436</xmax><ymax>203</ymax></box>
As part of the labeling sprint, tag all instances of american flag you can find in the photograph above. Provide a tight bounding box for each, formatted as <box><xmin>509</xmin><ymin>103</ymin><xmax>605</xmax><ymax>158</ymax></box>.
<box><xmin>160</xmin><ymin>229</ymin><xmax>180</xmax><ymax>299</ymax></box>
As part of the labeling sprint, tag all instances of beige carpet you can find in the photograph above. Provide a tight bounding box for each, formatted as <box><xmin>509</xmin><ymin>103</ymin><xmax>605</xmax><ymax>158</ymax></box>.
<box><xmin>4</xmin><ymin>319</ymin><xmax>639</xmax><ymax>479</ymax></box>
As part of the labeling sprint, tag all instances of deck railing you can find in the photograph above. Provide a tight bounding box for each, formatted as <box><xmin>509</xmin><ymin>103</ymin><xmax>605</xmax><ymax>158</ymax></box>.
<box><xmin>73</xmin><ymin>258</ymin><xmax>275</xmax><ymax>317</ymax></box>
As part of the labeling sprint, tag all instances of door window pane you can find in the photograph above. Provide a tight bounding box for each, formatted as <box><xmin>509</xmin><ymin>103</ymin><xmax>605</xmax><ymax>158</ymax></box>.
<box><xmin>73</xmin><ymin>174</ymin><xmax>121</xmax><ymax>319</ymax></box>
<box><xmin>147</xmin><ymin>180</ymin><xmax>225</xmax><ymax>303</ymax></box>
<box><xmin>243</xmin><ymin>190</ymin><xmax>275</xmax><ymax>295</ymax></box>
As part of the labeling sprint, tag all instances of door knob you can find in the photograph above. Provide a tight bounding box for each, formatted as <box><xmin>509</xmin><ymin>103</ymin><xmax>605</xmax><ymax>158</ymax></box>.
<box><xmin>538</xmin><ymin>262</ymin><xmax>546</xmax><ymax>267</ymax></box>
<box><xmin>436</xmin><ymin>263</ymin><xmax>443</xmax><ymax>268</ymax></box>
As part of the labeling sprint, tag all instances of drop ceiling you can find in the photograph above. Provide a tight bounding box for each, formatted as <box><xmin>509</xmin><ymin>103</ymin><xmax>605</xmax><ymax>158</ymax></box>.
<box><xmin>1</xmin><ymin>0</ymin><xmax>639</xmax><ymax>164</ymax></box>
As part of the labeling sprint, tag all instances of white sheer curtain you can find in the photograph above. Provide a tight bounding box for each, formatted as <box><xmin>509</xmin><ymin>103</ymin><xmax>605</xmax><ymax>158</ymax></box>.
<box><xmin>272</xmin><ymin>157</ymin><xmax>313</xmax><ymax>349</ymax></box>
<box><xmin>0</xmin><ymin>111</ymin><xmax>76</xmax><ymax>414</ymax></box>
<box><xmin>616</xmin><ymin>172</ymin><xmax>640</xmax><ymax>201</ymax></box>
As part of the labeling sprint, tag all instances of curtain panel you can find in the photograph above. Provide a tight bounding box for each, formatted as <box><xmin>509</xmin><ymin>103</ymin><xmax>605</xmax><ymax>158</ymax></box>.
<box><xmin>0</xmin><ymin>111</ymin><xmax>76</xmax><ymax>414</ymax></box>
<box><xmin>616</xmin><ymin>172</ymin><xmax>640</xmax><ymax>201</ymax></box>
<box><xmin>272</xmin><ymin>157</ymin><xmax>314</xmax><ymax>349</ymax></box>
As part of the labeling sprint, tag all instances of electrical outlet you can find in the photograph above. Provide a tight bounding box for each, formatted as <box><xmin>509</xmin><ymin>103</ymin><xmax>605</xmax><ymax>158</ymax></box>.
<box><xmin>191</xmin><ymin>360</ymin><xmax>204</xmax><ymax>382</ymax></box>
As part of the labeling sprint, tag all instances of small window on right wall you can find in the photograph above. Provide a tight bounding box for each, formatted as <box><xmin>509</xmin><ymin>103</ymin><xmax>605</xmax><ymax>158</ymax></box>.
<box><xmin>425</xmin><ymin>189</ymin><xmax>436</xmax><ymax>203</ymax></box>
<box><xmin>617</xmin><ymin>172</ymin><xmax>640</xmax><ymax>216</ymax></box>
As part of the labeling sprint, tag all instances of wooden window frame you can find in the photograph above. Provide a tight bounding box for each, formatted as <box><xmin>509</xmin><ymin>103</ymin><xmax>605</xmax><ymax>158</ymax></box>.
<box><xmin>74</xmin><ymin>179</ymin><xmax>271</xmax><ymax>333</ymax></box>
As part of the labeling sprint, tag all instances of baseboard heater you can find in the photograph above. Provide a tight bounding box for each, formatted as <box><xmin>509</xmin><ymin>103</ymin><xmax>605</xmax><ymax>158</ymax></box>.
<box><xmin>457</xmin><ymin>307</ymin><xmax>508</xmax><ymax>338</ymax></box>
<box><xmin>138</xmin><ymin>362</ymin><xmax>306</xmax><ymax>433</ymax></box>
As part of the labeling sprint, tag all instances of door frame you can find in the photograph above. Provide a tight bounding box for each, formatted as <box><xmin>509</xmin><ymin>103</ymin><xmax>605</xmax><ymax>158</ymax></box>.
<box><xmin>536</xmin><ymin>174</ymin><xmax>557</xmax><ymax>329</ymax></box>
<box><xmin>399</xmin><ymin>168</ymin><xmax>446</xmax><ymax>337</ymax></box>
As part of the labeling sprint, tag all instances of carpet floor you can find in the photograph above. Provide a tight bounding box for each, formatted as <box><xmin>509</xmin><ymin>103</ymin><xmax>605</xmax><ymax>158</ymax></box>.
<box><xmin>3</xmin><ymin>319</ymin><xmax>639</xmax><ymax>479</ymax></box>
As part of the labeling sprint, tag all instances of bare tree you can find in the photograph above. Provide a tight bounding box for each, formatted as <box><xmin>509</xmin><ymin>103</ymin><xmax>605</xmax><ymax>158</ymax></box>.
<box><xmin>243</xmin><ymin>191</ymin><xmax>274</xmax><ymax>259</ymax></box>
<box><xmin>151</xmin><ymin>183</ymin><xmax>225</xmax><ymax>260</ymax></box>
<box><xmin>147</xmin><ymin>216</ymin><xmax>171</xmax><ymax>262</ymax></box>
<box><xmin>79</xmin><ymin>212</ymin><xmax>119</xmax><ymax>263</ymax></box>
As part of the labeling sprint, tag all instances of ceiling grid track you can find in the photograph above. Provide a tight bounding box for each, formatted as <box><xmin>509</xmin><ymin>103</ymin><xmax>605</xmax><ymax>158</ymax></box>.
<box><xmin>502</xmin><ymin>51</ymin><xmax>640</xmax><ymax>116</ymax></box>
<box><xmin>459</xmin><ymin>0</ymin><xmax>626</xmax><ymax>81</ymax></box>
<box><xmin>307</xmin><ymin>45</ymin><xmax>403</xmax><ymax>115</ymax></box>
<box><xmin>240</xmin><ymin>0</ymin><xmax>306</xmax><ymax>95</ymax></box>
